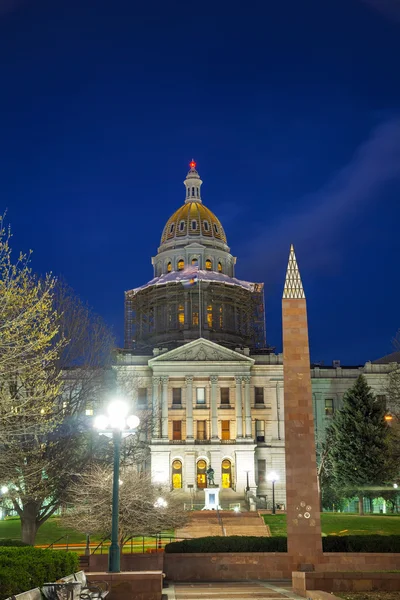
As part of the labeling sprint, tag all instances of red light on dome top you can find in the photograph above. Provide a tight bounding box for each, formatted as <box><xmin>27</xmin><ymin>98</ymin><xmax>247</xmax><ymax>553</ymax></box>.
<box><xmin>189</xmin><ymin>160</ymin><xmax>196</xmax><ymax>169</ymax></box>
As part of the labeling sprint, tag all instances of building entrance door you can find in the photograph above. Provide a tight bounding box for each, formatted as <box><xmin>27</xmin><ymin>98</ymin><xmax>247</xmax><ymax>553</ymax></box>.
<box><xmin>222</xmin><ymin>459</ymin><xmax>232</xmax><ymax>488</ymax></box>
<box><xmin>172</xmin><ymin>460</ymin><xmax>182</xmax><ymax>489</ymax></box>
<box><xmin>197</xmin><ymin>459</ymin><xmax>207</xmax><ymax>488</ymax></box>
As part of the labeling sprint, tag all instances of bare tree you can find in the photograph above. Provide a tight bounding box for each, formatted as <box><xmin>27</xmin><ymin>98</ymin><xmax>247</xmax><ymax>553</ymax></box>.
<box><xmin>61</xmin><ymin>464</ymin><xmax>188</xmax><ymax>545</ymax></box>
<box><xmin>0</xmin><ymin>236</ymin><xmax>116</xmax><ymax>544</ymax></box>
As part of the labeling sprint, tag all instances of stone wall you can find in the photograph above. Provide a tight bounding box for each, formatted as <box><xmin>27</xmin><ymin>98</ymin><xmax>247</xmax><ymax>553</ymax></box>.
<box><xmin>293</xmin><ymin>571</ymin><xmax>400</xmax><ymax>596</ymax></box>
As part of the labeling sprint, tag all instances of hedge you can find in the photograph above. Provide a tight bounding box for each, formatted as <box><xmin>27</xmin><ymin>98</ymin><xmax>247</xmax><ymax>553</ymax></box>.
<box><xmin>0</xmin><ymin>539</ymin><xmax>29</xmax><ymax>547</ymax></box>
<box><xmin>323</xmin><ymin>535</ymin><xmax>400</xmax><ymax>553</ymax></box>
<box><xmin>165</xmin><ymin>536</ymin><xmax>288</xmax><ymax>553</ymax></box>
<box><xmin>165</xmin><ymin>535</ymin><xmax>400</xmax><ymax>554</ymax></box>
<box><xmin>0</xmin><ymin>547</ymin><xmax>79</xmax><ymax>599</ymax></box>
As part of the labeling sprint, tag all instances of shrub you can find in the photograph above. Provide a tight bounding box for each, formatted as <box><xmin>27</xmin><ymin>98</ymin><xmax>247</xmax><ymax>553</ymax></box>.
<box><xmin>0</xmin><ymin>539</ymin><xmax>30</xmax><ymax>547</ymax></box>
<box><xmin>323</xmin><ymin>535</ymin><xmax>400</xmax><ymax>553</ymax></box>
<box><xmin>165</xmin><ymin>535</ymin><xmax>288</xmax><ymax>553</ymax></box>
<box><xmin>0</xmin><ymin>547</ymin><xmax>79</xmax><ymax>599</ymax></box>
<box><xmin>165</xmin><ymin>535</ymin><xmax>400</xmax><ymax>554</ymax></box>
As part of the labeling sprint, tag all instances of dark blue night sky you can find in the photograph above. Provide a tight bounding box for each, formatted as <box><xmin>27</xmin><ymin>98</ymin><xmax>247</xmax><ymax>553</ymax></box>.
<box><xmin>1</xmin><ymin>0</ymin><xmax>399</xmax><ymax>365</ymax></box>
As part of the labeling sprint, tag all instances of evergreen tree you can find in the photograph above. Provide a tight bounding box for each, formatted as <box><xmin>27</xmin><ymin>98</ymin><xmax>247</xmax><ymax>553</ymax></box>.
<box><xmin>329</xmin><ymin>374</ymin><xmax>394</xmax><ymax>515</ymax></box>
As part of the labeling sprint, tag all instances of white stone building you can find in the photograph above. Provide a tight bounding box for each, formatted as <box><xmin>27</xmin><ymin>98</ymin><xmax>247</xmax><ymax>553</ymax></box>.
<box><xmin>116</xmin><ymin>162</ymin><xmax>395</xmax><ymax>507</ymax></box>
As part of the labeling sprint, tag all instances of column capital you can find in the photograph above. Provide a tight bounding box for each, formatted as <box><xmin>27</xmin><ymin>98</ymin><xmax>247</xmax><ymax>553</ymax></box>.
<box><xmin>161</xmin><ymin>375</ymin><xmax>169</xmax><ymax>385</ymax></box>
<box><xmin>235</xmin><ymin>375</ymin><xmax>243</xmax><ymax>384</ymax></box>
<box><xmin>210</xmin><ymin>375</ymin><xmax>219</xmax><ymax>385</ymax></box>
<box><xmin>185</xmin><ymin>375</ymin><xmax>194</xmax><ymax>384</ymax></box>
<box><xmin>152</xmin><ymin>375</ymin><xmax>161</xmax><ymax>384</ymax></box>
<box><xmin>243</xmin><ymin>376</ymin><xmax>251</xmax><ymax>384</ymax></box>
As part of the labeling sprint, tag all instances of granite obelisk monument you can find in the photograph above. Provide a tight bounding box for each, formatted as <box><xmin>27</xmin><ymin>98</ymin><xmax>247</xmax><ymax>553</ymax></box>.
<box><xmin>282</xmin><ymin>245</ymin><xmax>322</xmax><ymax>567</ymax></box>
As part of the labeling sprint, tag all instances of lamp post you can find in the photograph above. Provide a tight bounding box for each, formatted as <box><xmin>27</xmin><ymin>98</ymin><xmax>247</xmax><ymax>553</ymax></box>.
<box><xmin>267</xmin><ymin>471</ymin><xmax>279</xmax><ymax>515</ymax></box>
<box><xmin>94</xmin><ymin>399</ymin><xmax>140</xmax><ymax>573</ymax></box>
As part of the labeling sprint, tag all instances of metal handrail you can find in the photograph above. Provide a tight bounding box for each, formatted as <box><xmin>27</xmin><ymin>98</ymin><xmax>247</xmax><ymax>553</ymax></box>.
<box><xmin>46</xmin><ymin>535</ymin><xmax>69</xmax><ymax>550</ymax></box>
<box><xmin>90</xmin><ymin>535</ymin><xmax>111</xmax><ymax>555</ymax></box>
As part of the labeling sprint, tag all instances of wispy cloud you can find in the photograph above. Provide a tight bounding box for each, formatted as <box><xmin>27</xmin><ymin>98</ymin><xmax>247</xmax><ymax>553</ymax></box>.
<box><xmin>241</xmin><ymin>117</ymin><xmax>400</xmax><ymax>281</ymax></box>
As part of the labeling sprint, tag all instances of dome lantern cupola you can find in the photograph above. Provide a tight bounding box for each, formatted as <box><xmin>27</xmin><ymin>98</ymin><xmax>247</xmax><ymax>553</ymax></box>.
<box><xmin>184</xmin><ymin>160</ymin><xmax>203</xmax><ymax>203</ymax></box>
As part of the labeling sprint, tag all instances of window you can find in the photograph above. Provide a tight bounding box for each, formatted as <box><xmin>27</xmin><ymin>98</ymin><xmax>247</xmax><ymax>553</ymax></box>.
<box><xmin>213</xmin><ymin>223</ymin><xmax>219</xmax><ymax>234</ymax></box>
<box><xmin>221</xmin><ymin>420</ymin><xmax>230</xmax><ymax>440</ymax></box>
<box><xmin>169</xmin><ymin>223</ymin><xmax>175</xmax><ymax>233</ymax></box>
<box><xmin>255</xmin><ymin>387</ymin><xmax>264</xmax><ymax>404</ymax></box>
<box><xmin>220</xmin><ymin>388</ymin><xmax>230</xmax><ymax>405</ymax></box>
<box><xmin>196</xmin><ymin>188</ymin><xmax>199</xmax><ymax>197</ymax></box>
<box><xmin>192</xmin><ymin>187</ymin><xmax>195</xmax><ymax>196</ymax></box>
<box><xmin>196</xmin><ymin>387</ymin><xmax>206</xmax><ymax>404</ymax></box>
<box><xmin>219</xmin><ymin>305</ymin><xmax>223</xmax><ymax>328</ymax></box>
<box><xmin>177</xmin><ymin>259</ymin><xmax>184</xmax><ymax>271</ymax></box>
<box><xmin>191</xmin><ymin>257</ymin><xmax>198</xmax><ymax>265</ymax></box>
<box><xmin>377</xmin><ymin>394</ymin><xmax>387</xmax><ymax>409</ymax></box>
<box><xmin>205</xmin><ymin>259</ymin><xmax>212</xmax><ymax>270</ymax></box>
<box><xmin>173</xmin><ymin>421</ymin><xmax>182</xmax><ymax>440</ymax></box>
<box><xmin>197</xmin><ymin>420</ymin><xmax>207</xmax><ymax>440</ymax></box>
<box><xmin>256</xmin><ymin>419</ymin><xmax>265</xmax><ymax>442</ymax></box>
<box><xmin>172</xmin><ymin>388</ymin><xmax>182</xmax><ymax>405</ymax></box>
<box><xmin>191</xmin><ymin>220</ymin><xmax>197</xmax><ymax>230</ymax></box>
<box><xmin>138</xmin><ymin>388</ymin><xmax>147</xmax><ymax>407</ymax></box>
<box><xmin>178</xmin><ymin>304</ymin><xmax>184</xmax><ymax>327</ymax></box>
<box><xmin>257</xmin><ymin>459</ymin><xmax>266</xmax><ymax>484</ymax></box>
<box><xmin>218</xmin><ymin>262</ymin><xmax>222</xmax><ymax>273</ymax></box>
<box><xmin>179</xmin><ymin>220</ymin><xmax>185</xmax><ymax>232</ymax></box>
<box><xmin>167</xmin><ymin>262</ymin><xmax>172</xmax><ymax>272</ymax></box>
<box><xmin>324</xmin><ymin>398</ymin><xmax>334</xmax><ymax>416</ymax></box>
<box><xmin>85</xmin><ymin>408</ymin><xmax>93</xmax><ymax>416</ymax></box>
<box><xmin>203</xmin><ymin>221</ymin><xmax>210</xmax><ymax>231</ymax></box>
<box><xmin>192</xmin><ymin>311</ymin><xmax>199</xmax><ymax>326</ymax></box>
<box><xmin>207</xmin><ymin>305</ymin><xmax>212</xmax><ymax>328</ymax></box>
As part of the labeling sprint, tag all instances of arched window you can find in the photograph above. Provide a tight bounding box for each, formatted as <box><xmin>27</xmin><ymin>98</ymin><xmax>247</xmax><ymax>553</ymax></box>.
<box><xmin>192</xmin><ymin>187</ymin><xmax>195</xmax><ymax>196</ymax></box>
<box><xmin>167</xmin><ymin>262</ymin><xmax>172</xmax><ymax>273</ymax></box>
<box><xmin>191</xmin><ymin>257</ymin><xmax>198</xmax><ymax>265</ymax></box>
<box><xmin>178</xmin><ymin>304</ymin><xmax>184</xmax><ymax>327</ymax></box>
<box><xmin>179</xmin><ymin>220</ymin><xmax>185</xmax><ymax>232</ymax></box>
<box><xmin>218</xmin><ymin>262</ymin><xmax>222</xmax><ymax>273</ymax></box>
<box><xmin>191</xmin><ymin>220</ymin><xmax>197</xmax><ymax>230</ymax></box>
<box><xmin>172</xmin><ymin>460</ymin><xmax>182</xmax><ymax>489</ymax></box>
<box><xmin>169</xmin><ymin>223</ymin><xmax>175</xmax><ymax>234</ymax></box>
<box><xmin>203</xmin><ymin>221</ymin><xmax>209</xmax><ymax>231</ymax></box>
<box><xmin>205</xmin><ymin>259</ymin><xmax>212</xmax><ymax>270</ymax></box>
<box><xmin>207</xmin><ymin>305</ymin><xmax>213</xmax><ymax>328</ymax></box>
<box><xmin>196</xmin><ymin>188</ymin><xmax>199</xmax><ymax>197</ymax></box>
<box><xmin>177</xmin><ymin>259</ymin><xmax>184</xmax><ymax>271</ymax></box>
<box><xmin>213</xmin><ymin>223</ymin><xmax>219</xmax><ymax>234</ymax></box>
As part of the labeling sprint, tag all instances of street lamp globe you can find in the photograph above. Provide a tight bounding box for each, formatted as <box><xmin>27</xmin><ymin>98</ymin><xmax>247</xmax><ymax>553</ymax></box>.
<box><xmin>267</xmin><ymin>471</ymin><xmax>279</xmax><ymax>483</ymax></box>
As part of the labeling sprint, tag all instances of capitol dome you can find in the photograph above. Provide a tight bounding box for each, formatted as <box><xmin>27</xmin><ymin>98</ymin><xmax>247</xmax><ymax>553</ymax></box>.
<box><xmin>160</xmin><ymin>161</ymin><xmax>227</xmax><ymax>247</ymax></box>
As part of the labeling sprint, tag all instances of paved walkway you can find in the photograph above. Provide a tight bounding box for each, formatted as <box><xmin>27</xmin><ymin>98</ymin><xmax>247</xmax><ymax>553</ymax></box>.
<box><xmin>165</xmin><ymin>580</ymin><xmax>305</xmax><ymax>600</ymax></box>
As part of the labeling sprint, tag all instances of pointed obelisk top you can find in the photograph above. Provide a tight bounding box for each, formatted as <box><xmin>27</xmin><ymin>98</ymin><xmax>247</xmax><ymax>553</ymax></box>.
<box><xmin>283</xmin><ymin>244</ymin><xmax>305</xmax><ymax>299</ymax></box>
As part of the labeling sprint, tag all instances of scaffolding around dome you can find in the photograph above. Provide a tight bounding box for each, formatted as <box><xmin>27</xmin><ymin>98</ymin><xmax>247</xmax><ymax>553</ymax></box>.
<box><xmin>124</xmin><ymin>275</ymin><xmax>266</xmax><ymax>352</ymax></box>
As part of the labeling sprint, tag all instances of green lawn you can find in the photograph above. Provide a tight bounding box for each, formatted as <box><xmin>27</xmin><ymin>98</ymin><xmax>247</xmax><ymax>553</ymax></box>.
<box><xmin>263</xmin><ymin>513</ymin><xmax>400</xmax><ymax>536</ymax></box>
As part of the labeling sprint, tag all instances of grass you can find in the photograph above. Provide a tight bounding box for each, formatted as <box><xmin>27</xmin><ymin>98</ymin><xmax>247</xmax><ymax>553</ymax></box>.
<box><xmin>0</xmin><ymin>517</ymin><xmax>176</xmax><ymax>551</ymax></box>
<box><xmin>262</xmin><ymin>513</ymin><xmax>400</xmax><ymax>537</ymax></box>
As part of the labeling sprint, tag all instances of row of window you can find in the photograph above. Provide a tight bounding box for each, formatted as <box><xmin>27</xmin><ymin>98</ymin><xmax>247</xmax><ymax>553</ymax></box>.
<box><xmin>172</xmin><ymin>386</ymin><xmax>265</xmax><ymax>405</ymax></box>
<box><xmin>134</xmin><ymin>386</ymin><xmax>265</xmax><ymax>407</ymax></box>
<box><xmin>167</xmin><ymin>258</ymin><xmax>223</xmax><ymax>272</ymax></box>
<box><xmin>169</xmin><ymin>220</ymin><xmax>219</xmax><ymax>235</ymax></box>
<box><xmin>172</xmin><ymin>419</ymin><xmax>266</xmax><ymax>441</ymax></box>
<box><xmin>323</xmin><ymin>394</ymin><xmax>386</xmax><ymax>417</ymax></box>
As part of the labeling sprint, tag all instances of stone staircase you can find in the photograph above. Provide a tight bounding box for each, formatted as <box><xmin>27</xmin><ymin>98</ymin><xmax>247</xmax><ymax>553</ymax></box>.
<box><xmin>175</xmin><ymin>510</ymin><xmax>269</xmax><ymax>539</ymax></box>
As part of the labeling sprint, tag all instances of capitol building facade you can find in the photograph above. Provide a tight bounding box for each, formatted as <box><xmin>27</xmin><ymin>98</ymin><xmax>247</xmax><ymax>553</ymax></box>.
<box><xmin>116</xmin><ymin>162</ymin><xmax>393</xmax><ymax>506</ymax></box>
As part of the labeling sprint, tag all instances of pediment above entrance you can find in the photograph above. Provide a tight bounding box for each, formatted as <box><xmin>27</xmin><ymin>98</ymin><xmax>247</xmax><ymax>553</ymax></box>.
<box><xmin>149</xmin><ymin>338</ymin><xmax>254</xmax><ymax>365</ymax></box>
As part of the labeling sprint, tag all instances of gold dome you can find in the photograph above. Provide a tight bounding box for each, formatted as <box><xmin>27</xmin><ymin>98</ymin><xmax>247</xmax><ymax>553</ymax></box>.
<box><xmin>160</xmin><ymin>201</ymin><xmax>227</xmax><ymax>245</ymax></box>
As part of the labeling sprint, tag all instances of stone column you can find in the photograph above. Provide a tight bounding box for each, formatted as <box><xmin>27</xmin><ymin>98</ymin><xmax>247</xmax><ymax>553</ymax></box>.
<box><xmin>210</xmin><ymin>375</ymin><xmax>219</xmax><ymax>440</ymax></box>
<box><xmin>152</xmin><ymin>376</ymin><xmax>161</xmax><ymax>438</ymax></box>
<box><xmin>161</xmin><ymin>375</ymin><xmax>169</xmax><ymax>440</ymax></box>
<box><xmin>243</xmin><ymin>376</ymin><xmax>252</xmax><ymax>438</ymax></box>
<box><xmin>282</xmin><ymin>244</ymin><xmax>322</xmax><ymax>565</ymax></box>
<box><xmin>235</xmin><ymin>376</ymin><xmax>243</xmax><ymax>439</ymax></box>
<box><xmin>185</xmin><ymin>375</ymin><xmax>194</xmax><ymax>439</ymax></box>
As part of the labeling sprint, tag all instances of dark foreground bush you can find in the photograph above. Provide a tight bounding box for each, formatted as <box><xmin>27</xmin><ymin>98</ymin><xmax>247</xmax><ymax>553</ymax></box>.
<box><xmin>165</xmin><ymin>534</ymin><xmax>400</xmax><ymax>554</ymax></box>
<box><xmin>165</xmin><ymin>535</ymin><xmax>288</xmax><ymax>553</ymax></box>
<box><xmin>323</xmin><ymin>535</ymin><xmax>400</xmax><ymax>553</ymax></box>
<box><xmin>0</xmin><ymin>539</ymin><xmax>29</xmax><ymax>547</ymax></box>
<box><xmin>0</xmin><ymin>547</ymin><xmax>79</xmax><ymax>599</ymax></box>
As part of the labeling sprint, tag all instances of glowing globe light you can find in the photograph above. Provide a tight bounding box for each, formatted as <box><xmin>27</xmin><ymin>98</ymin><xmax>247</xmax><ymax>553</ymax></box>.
<box><xmin>127</xmin><ymin>415</ymin><xmax>140</xmax><ymax>430</ymax></box>
<box><xmin>94</xmin><ymin>415</ymin><xmax>109</xmax><ymax>431</ymax></box>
